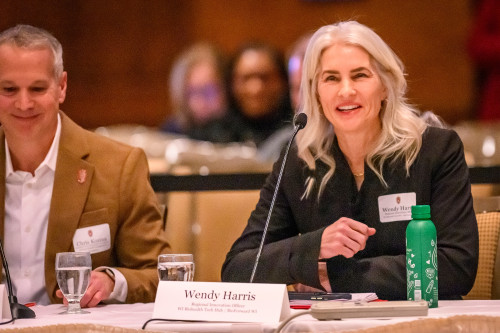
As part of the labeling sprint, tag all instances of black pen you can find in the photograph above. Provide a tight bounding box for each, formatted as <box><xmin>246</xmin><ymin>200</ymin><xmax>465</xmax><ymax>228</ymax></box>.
<box><xmin>288</xmin><ymin>292</ymin><xmax>352</xmax><ymax>301</ymax></box>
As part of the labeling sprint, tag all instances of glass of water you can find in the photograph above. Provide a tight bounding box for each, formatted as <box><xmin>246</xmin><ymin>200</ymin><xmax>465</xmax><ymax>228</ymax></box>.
<box><xmin>158</xmin><ymin>254</ymin><xmax>195</xmax><ymax>281</ymax></box>
<box><xmin>55</xmin><ymin>252</ymin><xmax>92</xmax><ymax>314</ymax></box>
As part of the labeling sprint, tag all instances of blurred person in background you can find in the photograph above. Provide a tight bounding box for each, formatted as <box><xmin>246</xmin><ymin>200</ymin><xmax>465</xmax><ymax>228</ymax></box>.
<box><xmin>287</xmin><ymin>33</ymin><xmax>313</xmax><ymax>111</ymax></box>
<box><xmin>223</xmin><ymin>42</ymin><xmax>293</xmax><ymax>147</ymax></box>
<box><xmin>467</xmin><ymin>0</ymin><xmax>500</xmax><ymax>121</ymax></box>
<box><xmin>160</xmin><ymin>42</ymin><xmax>230</xmax><ymax>141</ymax></box>
<box><xmin>257</xmin><ymin>34</ymin><xmax>313</xmax><ymax>162</ymax></box>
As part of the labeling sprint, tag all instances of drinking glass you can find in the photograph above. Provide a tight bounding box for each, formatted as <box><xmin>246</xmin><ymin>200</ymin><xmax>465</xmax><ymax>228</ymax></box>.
<box><xmin>55</xmin><ymin>252</ymin><xmax>92</xmax><ymax>314</ymax></box>
<box><xmin>157</xmin><ymin>254</ymin><xmax>195</xmax><ymax>281</ymax></box>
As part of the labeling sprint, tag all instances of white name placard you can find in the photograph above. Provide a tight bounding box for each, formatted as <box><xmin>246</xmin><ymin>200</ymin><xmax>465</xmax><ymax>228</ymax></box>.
<box><xmin>0</xmin><ymin>285</ymin><xmax>12</xmax><ymax>320</ymax></box>
<box><xmin>153</xmin><ymin>281</ymin><xmax>290</xmax><ymax>323</ymax></box>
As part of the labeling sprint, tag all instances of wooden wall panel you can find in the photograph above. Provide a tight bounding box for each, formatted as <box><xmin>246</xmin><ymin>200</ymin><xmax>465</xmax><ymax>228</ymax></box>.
<box><xmin>0</xmin><ymin>0</ymin><xmax>475</xmax><ymax>128</ymax></box>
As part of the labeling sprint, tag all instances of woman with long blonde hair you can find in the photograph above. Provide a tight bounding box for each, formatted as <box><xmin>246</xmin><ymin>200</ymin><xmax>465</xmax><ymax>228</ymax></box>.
<box><xmin>222</xmin><ymin>21</ymin><xmax>478</xmax><ymax>300</ymax></box>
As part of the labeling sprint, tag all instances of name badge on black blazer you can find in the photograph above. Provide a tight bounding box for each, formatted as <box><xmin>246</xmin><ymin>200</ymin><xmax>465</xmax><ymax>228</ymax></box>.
<box><xmin>378</xmin><ymin>193</ymin><xmax>416</xmax><ymax>223</ymax></box>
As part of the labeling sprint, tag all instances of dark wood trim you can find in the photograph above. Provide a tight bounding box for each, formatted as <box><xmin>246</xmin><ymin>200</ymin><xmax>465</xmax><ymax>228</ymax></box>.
<box><xmin>469</xmin><ymin>166</ymin><xmax>500</xmax><ymax>184</ymax></box>
<box><xmin>150</xmin><ymin>173</ymin><xmax>269</xmax><ymax>192</ymax></box>
<box><xmin>150</xmin><ymin>166</ymin><xmax>500</xmax><ymax>192</ymax></box>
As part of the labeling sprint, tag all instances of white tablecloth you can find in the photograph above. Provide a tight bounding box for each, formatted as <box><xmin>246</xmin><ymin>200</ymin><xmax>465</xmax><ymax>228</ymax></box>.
<box><xmin>0</xmin><ymin>300</ymin><xmax>499</xmax><ymax>332</ymax></box>
<box><xmin>282</xmin><ymin>300</ymin><xmax>500</xmax><ymax>332</ymax></box>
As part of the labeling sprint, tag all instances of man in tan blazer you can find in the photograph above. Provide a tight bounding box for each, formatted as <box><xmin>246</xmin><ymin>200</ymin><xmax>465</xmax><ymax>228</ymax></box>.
<box><xmin>0</xmin><ymin>25</ymin><xmax>170</xmax><ymax>306</ymax></box>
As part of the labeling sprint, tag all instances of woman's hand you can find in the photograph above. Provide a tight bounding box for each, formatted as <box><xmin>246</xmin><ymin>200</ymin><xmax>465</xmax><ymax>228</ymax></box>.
<box><xmin>320</xmin><ymin>217</ymin><xmax>376</xmax><ymax>259</ymax></box>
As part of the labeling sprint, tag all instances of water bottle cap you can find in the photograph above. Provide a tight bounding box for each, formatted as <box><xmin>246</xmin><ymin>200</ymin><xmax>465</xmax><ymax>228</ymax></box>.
<box><xmin>411</xmin><ymin>205</ymin><xmax>431</xmax><ymax>219</ymax></box>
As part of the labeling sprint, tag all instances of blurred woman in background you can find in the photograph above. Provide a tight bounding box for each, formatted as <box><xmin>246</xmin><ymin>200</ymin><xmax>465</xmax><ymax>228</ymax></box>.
<box><xmin>160</xmin><ymin>42</ymin><xmax>230</xmax><ymax>142</ymax></box>
<box><xmin>223</xmin><ymin>42</ymin><xmax>293</xmax><ymax>147</ymax></box>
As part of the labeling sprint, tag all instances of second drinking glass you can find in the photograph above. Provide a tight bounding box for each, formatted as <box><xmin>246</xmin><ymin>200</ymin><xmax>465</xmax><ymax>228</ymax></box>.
<box><xmin>157</xmin><ymin>254</ymin><xmax>195</xmax><ymax>281</ymax></box>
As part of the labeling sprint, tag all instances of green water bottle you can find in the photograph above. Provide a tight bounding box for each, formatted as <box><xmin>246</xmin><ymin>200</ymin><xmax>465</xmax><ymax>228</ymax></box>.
<box><xmin>406</xmin><ymin>205</ymin><xmax>438</xmax><ymax>308</ymax></box>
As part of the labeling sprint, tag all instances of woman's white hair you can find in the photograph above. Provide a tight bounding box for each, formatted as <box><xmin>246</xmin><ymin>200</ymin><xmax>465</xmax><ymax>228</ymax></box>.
<box><xmin>296</xmin><ymin>21</ymin><xmax>433</xmax><ymax>199</ymax></box>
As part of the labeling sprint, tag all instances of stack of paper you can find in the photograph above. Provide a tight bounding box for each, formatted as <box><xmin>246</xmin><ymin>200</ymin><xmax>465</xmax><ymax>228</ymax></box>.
<box><xmin>350</xmin><ymin>293</ymin><xmax>378</xmax><ymax>302</ymax></box>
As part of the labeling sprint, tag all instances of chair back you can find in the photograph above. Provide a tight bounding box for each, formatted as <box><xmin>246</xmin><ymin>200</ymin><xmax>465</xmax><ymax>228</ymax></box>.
<box><xmin>464</xmin><ymin>210</ymin><xmax>500</xmax><ymax>299</ymax></box>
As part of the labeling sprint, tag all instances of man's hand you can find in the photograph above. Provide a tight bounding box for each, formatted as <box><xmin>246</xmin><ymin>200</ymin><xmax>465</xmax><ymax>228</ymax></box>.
<box><xmin>320</xmin><ymin>217</ymin><xmax>376</xmax><ymax>259</ymax></box>
<box><xmin>56</xmin><ymin>270</ymin><xmax>115</xmax><ymax>308</ymax></box>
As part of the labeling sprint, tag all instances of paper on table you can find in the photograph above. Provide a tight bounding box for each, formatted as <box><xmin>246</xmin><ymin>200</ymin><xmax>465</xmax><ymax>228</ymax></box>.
<box><xmin>351</xmin><ymin>293</ymin><xmax>378</xmax><ymax>302</ymax></box>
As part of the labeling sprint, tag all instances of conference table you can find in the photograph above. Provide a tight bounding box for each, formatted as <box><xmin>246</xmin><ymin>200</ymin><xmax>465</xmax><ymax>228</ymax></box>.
<box><xmin>1</xmin><ymin>300</ymin><xmax>499</xmax><ymax>332</ymax></box>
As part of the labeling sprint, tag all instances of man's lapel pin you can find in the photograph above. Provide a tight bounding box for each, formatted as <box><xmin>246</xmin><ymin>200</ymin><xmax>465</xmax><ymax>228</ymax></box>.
<box><xmin>77</xmin><ymin>169</ymin><xmax>87</xmax><ymax>184</ymax></box>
